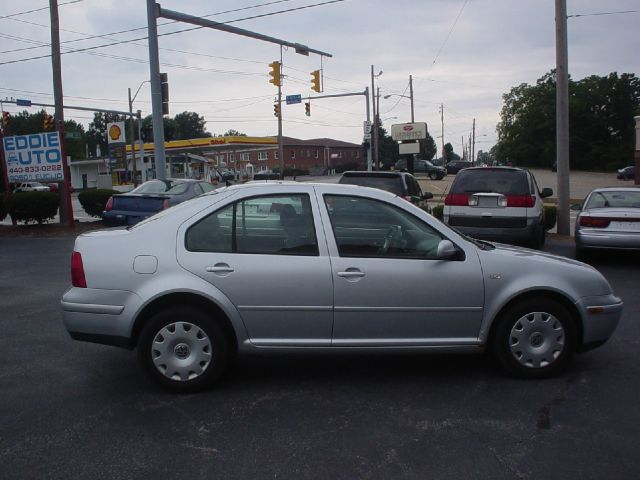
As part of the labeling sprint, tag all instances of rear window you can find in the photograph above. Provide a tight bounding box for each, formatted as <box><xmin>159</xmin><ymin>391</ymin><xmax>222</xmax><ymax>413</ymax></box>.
<box><xmin>451</xmin><ymin>169</ymin><xmax>529</xmax><ymax>195</ymax></box>
<box><xmin>585</xmin><ymin>190</ymin><xmax>640</xmax><ymax>209</ymax></box>
<box><xmin>130</xmin><ymin>180</ymin><xmax>171</xmax><ymax>194</ymax></box>
<box><xmin>339</xmin><ymin>175</ymin><xmax>403</xmax><ymax>196</ymax></box>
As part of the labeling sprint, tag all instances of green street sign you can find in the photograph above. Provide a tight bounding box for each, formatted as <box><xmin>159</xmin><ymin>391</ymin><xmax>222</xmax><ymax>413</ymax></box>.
<box><xmin>65</xmin><ymin>132</ymin><xmax>82</xmax><ymax>140</ymax></box>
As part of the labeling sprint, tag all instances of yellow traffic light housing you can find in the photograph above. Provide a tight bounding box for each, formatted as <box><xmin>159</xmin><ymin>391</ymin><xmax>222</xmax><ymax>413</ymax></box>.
<box><xmin>310</xmin><ymin>70</ymin><xmax>321</xmax><ymax>93</ymax></box>
<box><xmin>269</xmin><ymin>61</ymin><xmax>281</xmax><ymax>87</ymax></box>
<box><xmin>1</xmin><ymin>111</ymin><xmax>8</xmax><ymax>129</ymax></box>
<box><xmin>305</xmin><ymin>102</ymin><xmax>311</xmax><ymax>117</ymax></box>
<box><xmin>43</xmin><ymin>113</ymin><xmax>54</xmax><ymax>130</ymax></box>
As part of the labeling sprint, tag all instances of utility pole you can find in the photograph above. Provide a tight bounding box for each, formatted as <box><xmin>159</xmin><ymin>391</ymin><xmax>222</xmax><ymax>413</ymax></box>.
<box><xmin>137</xmin><ymin>110</ymin><xmax>145</xmax><ymax>181</ymax></box>
<box><xmin>471</xmin><ymin>118</ymin><xmax>476</xmax><ymax>165</ymax></box>
<box><xmin>365</xmin><ymin>87</ymin><xmax>372</xmax><ymax>171</ymax></box>
<box><xmin>375</xmin><ymin>86</ymin><xmax>380</xmax><ymax>170</ymax></box>
<box><xmin>278</xmin><ymin>47</ymin><xmax>284</xmax><ymax>179</ymax></box>
<box><xmin>440</xmin><ymin>103</ymin><xmax>445</xmax><ymax>161</ymax></box>
<box><xmin>555</xmin><ymin>0</ymin><xmax>570</xmax><ymax>235</ymax></box>
<box><xmin>127</xmin><ymin>88</ymin><xmax>138</xmax><ymax>186</ymax></box>
<box><xmin>49</xmin><ymin>0</ymin><xmax>74</xmax><ymax>227</ymax></box>
<box><xmin>371</xmin><ymin>65</ymin><xmax>377</xmax><ymax>171</ymax></box>
<box><xmin>409</xmin><ymin>74</ymin><xmax>415</xmax><ymax>123</ymax></box>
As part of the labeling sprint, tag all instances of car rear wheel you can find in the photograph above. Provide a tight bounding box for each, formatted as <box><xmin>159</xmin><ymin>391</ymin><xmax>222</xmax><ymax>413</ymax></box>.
<box><xmin>492</xmin><ymin>298</ymin><xmax>576</xmax><ymax>378</ymax></box>
<box><xmin>137</xmin><ymin>306</ymin><xmax>229</xmax><ymax>392</ymax></box>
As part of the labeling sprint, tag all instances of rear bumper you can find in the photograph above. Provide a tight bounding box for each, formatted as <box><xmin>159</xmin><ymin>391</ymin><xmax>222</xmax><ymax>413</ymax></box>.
<box><xmin>61</xmin><ymin>287</ymin><xmax>142</xmax><ymax>348</ymax></box>
<box><xmin>576</xmin><ymin>229</ymin><xmax>640</xmax><ymax>250</ymax></box>
<box><xmin>446</xmin><ymin>216</ymin><xmax>539</xmax><ymax>243</ymax></box>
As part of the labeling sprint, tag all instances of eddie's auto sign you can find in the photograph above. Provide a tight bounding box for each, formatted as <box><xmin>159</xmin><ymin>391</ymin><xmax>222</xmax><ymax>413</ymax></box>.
<box><xmin>2</xmin><ymin>131</ymin><xmax>64</xmax><ymax>182</ymax></box>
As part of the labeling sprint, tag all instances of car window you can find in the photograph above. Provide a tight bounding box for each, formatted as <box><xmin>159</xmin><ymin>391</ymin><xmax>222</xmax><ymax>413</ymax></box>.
<box><xmin>166</xmin><ymin>183</ymin><xmax>190</xmax><ymax>195</ymax></box>
<box><xmin>186</xmin><ymin>194</ymin><xmax>318</xmax><ymax>256</ymax></box>
<box><xmin>324</xmin><ymin>195</ymin><xmax>444</xmax><ymax>259</ymax></box>
<box><xmin>339</xmin><ymin>175</ymin><xmax>404</xmax><ymax>196</ymax></box>
<box><xmin>200</xmin><ymin>182</ymin><xmax>214</xmax><ymax>193</ymax></box>
<box><xmin>585</xmin><ymin>190</ymin><xmax>640</xmax><ymax>209</ymax></box>
<box><xmin>406</xmin><ymin>176</ymin><xmax>421</xmax><ymax>196</ymax></box>
<box><xmin>131</xmin><ymin>180</ymin><xmax>170</xmax><ymax>194</ymax></box>
<box><xmin>451</xmin><ymin>169</ymin><xmax>529</xmax><ymax>195</ymax></box>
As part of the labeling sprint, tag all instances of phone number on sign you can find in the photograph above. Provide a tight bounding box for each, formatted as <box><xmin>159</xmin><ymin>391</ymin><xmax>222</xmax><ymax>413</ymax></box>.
<box><xmin>8</xmin><ymin>165</ymin><xmax>62</xmax><ymax>174</ymax></box>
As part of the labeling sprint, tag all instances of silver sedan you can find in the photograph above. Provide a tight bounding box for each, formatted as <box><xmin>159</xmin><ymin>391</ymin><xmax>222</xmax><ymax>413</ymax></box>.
<box><xmin>575</xmin><ymin>187</ymin><xmax>640</xmax><ymax>258</ymax></box>
<box><xmin>62</xmin><ymin>182</ymin><xmax>622</xmax><ymax>392</ymax></box>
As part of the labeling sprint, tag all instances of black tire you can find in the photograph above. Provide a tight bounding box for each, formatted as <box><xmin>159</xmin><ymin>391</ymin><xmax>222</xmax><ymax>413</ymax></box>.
<box><xmin>492</xmin><ymin>298</ymin><xmax>576</xmax><ymax>378</ymax></box>
<box><xmin>137</xmin><ymin>306</ymin><xmax>230</xmax><ymax>393</ymax></box>
<box><xmin>429</xmin><ymin>172</ymin><xmax>438</xmax><ymax>180</ymax></box>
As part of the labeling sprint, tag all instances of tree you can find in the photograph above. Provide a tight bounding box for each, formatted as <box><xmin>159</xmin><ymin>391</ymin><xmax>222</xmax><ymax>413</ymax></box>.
<box><xmin>443</xmin><ymin>142</ymin><xmax>456</xmax><ymax>161</ymax></box>
<box><xmin>222</xmin><ymin>129</ymin><xmax>247</xmax><ymax>137</ymax></box>
<box><xmin>86</xmin><ymin>112</ymin><xmax>128</xmax><ymax>158</ymax></box>
<box><xmin>495</xmin><ymin>71</ymin><xmax>640</xmax><ymax>170</ymax></box>
<box><xmin>173</xmin><ymin>111</ymin><xmax>210</xmax><ymax>139</ymax></box>
<box><xmin>419</xmin><ymin>132</ymin><xmax>437</xmax><ymax>160</ymax></box>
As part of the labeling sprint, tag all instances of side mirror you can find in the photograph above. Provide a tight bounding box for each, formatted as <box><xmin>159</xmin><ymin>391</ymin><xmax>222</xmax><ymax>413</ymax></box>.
<box><xmin>570</xmin><ymin>203</ymin><xmax>583</xmax><ymax>211</ymax></box>
<box><xmin>422</xmin><ymin>192</ymin><xmax>434</xmax><ymax>200</ymax></box>
<box><xmin>436</xmin><ymin>239</ymin><xmax>458</xmax><ymax>260</ymax></box>
<box><xmin>541</xmin><ymin>187</ymin><xmax>553</xmax><ymax>198</ymax></box>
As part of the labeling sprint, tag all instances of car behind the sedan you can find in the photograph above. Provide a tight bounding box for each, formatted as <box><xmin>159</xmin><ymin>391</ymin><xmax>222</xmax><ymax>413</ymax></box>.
<box><xmin>575</xmin><ymin>187</ymin><xmax>640</xmax><ymax>258</ymax></box>
<box><xmin>63</xmin><ymin>182</ymin><xmax>622</xmax><ymax>392</ymax></box>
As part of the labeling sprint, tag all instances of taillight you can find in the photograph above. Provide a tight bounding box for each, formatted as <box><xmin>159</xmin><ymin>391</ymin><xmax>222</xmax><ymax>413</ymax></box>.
<box><xmin>162</xmin><ymin>199</ymin><xmax>170</xmax><ymax>210</ymax></box>
<box><xmin>506</xmin><ymin>194</ymin><xmax>535</xmax><ymax>207</ymax></box>
<box><xmin>104</xmin><ymin>196</ymin><xmax>113</xmax><ymax>212</ymax></box>
<box><xmin>444</xmin><ymin>194</ymin><xmax>469</xmax><ymax>206</ymax></box>
<box><xmin>71</xmin><ymin>252</ymin><xmax>87</xmax><ymax>288</ymax></box>
<box><xmin>579</xmin><ymin>216</ymin><xmax>610</xmax><ymax>228</ymax></box>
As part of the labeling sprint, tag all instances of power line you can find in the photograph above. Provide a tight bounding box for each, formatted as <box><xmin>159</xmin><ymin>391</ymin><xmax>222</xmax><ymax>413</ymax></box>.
<box><xmin>0</xmin><ymin>0</ymin><xmax>296</xmax><ymax>55</ymax></box>
<box><xmin>429</xmin><ymin>0</ymin><xmax>470</xmax><ymax>70</ymax></box>
<box><xmin>568</xmin><ymin>10</ymin><xmax>640</xmax><ymax>18</ymax></box>
<box><xmin>0</xmin><ymin>0</ymin><xmax>83</xmax><ymax>21</ymax></box>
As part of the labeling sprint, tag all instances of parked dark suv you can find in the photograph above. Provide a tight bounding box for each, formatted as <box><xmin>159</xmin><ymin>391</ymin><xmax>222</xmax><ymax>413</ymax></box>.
<box><xmin>339</xmin><ymin>171</ymin><xmax>433</xmax><ymax>209</ymax></box>
<box><xmin>445</xmin><ymin>160</ymin><xmax>472</xmax><ymax>174</ymax></box>
<box><xmin>443</xmin><ymin>167</ymin><xmax>553</xmax><ymax>248</ymax></box>
<box><xmin>394</xmin><ymin>159</ymin><xmax>446</xmax><ymax>180</ymax></box>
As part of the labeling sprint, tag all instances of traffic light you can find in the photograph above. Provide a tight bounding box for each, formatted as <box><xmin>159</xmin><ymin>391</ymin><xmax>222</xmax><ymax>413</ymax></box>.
<box><xmin>268</xmin><ymin>61</ymin><xmax>281</xmax><ymax>87</ymax></box>
<box><xmin>305</xmin><ymin>102</ymin><xmax>311</xmax><ymax>117</ymax></box>
<box><xmin>273</xmin><ymin>103</ymin><xmax>281</xmax><ymax>118</ymax></box>
<box><xmin>43</xmin><ymin>113</ymin><xmax>54</xmax><ymax>130</ymax></box>
<box><xmin>160</xmin><ymin>72</ymin><xmax>169</xmax><ymax>115</ymax></box>
<box><xmin>1</xmin><ymin>111</ymin><xmax>8</xmax><ymax>129</ymax></box>
<box><xmin>310</xmin><ymin>69</ymin><xmax>321</xmax><ymax>93</ymax></box>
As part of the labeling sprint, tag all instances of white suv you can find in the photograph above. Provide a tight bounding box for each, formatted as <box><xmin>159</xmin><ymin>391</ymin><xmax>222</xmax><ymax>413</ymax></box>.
<box><xmin>443</xmin><ymin>167</ymin><xmax>552</xmax><ymax>248</ymax></box>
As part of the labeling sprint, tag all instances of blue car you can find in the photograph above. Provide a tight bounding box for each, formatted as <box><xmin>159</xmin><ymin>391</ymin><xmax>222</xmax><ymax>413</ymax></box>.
<box><xmin>102</xmin><ymin>179</ymin><xmax>216</xmax><ymax>226</ymax></box>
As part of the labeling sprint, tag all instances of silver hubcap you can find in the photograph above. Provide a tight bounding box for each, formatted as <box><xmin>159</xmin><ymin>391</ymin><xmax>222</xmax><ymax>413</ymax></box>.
<box><xmin>509</xmin><ymin>311</ymin><xmax>565</xmax><ymax>369</ymax></box>
<box><xmin>151</xmin><ymin>322</ymin><xmax>212</xmax><ymax>382</ymax></box>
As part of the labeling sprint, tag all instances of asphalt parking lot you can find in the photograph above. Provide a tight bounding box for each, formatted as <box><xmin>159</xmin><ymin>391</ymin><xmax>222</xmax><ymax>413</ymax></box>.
<box><xmin>0</xmin><ymin>231</ymin><xmax>639</xmax><ymax>479</ymax></box>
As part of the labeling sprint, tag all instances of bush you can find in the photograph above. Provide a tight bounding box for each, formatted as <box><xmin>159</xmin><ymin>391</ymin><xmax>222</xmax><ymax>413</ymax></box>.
<box><xmin>78</xmin><ymin>189</ymin><xmax>119</xmax><ymax>217</ymax></box>
<box><xmin>544</xmin><ymin>205</ymin><xmax>557</xmax><ymax>231</ymax></box>
<box><xmin>0</xmin><ymin>194</ymin><xmax>6</xmax><ymax>221</ymax></box>
<box><xmin>432</xmin><ymin>204</ymin><xmax>444</xmax><ymax>221</ymax></box>
<box><xmin>8</xmin><ymin>191</ymin><xmax>59</xmax><ymax>224</ymax></box>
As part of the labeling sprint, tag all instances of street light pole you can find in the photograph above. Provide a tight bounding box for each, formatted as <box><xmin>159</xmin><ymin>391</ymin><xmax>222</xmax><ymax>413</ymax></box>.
<box><xmin>127</xmin><ymin>88</ymin><xmax>138</xmax><ymax>186</ymax></box>
<box><xmin>409</xmin><ymin>74</ymin><xmax>415</xmax><ymax>123</ymax></box>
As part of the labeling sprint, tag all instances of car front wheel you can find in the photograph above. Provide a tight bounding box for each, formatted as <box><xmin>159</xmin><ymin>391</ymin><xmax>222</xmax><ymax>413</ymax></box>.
<box><xmin>429</xmin><ymin>172</ymin><xmax>438</xmax><ymax>180</ymax></box>
<box><xmin>137</xmin><ymin>306</ymin><xmax>230</xmax><ymax>392</ymax></box>
<box><xmin>492</xmin><ymin>298</ymin><xmax>576</xmax><ymax>378</ymax></box>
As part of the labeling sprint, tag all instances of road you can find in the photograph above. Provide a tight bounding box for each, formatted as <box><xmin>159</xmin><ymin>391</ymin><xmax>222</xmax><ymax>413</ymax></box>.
<box><xmin>0</xmin><ymin>233</ymin><xmax>638</xmax><ymax>479</ymax></box>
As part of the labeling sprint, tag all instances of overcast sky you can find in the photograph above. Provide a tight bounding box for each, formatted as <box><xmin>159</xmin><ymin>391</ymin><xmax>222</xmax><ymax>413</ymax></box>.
<box><xmin>1</xmin><ymin>0</ymin><xmax>638</xmax><ymax>157</ymax></box>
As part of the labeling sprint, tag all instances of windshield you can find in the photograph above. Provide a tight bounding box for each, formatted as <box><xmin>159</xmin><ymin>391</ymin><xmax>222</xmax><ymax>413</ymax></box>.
<box><xmin>130</xmin><ymin>180</ymin><xmax>172</xmax><ymax>194</ymax></box>
<box><xmin>339</xmin><ymin>176</ymin><xmax>403</xmax><ymax>195</ymax></box>
<box><xmin>585</xmin><ymin>190</ymin><xmax>640</xmax><ymax>209</ymax></box>
<box><xmin>451</xmin><ymin>169</ymin><xmax>529</xmax><ymax>195</ymax></box>
<box><xmin>166</xmin><ymin>183</ymin><xmax>190</xmax><ymax>195</ymax></box>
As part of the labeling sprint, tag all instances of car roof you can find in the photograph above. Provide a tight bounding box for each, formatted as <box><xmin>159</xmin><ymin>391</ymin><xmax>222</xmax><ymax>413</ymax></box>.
<box><xmin>588</xmin><ymin>186</ymin><xmax>640</xmax><ymax>193</ymax></box>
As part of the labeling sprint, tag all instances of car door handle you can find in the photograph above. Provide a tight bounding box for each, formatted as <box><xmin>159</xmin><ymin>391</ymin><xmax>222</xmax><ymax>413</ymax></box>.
<box><xmin>337</xmin><ymin>269</ymin><xmax>365</xmax><ymax>278</ymax></box>
<box><xmin>205</xmin><ymin>264</ymin><xmax>234</xmax><ymax>274</ymax></box>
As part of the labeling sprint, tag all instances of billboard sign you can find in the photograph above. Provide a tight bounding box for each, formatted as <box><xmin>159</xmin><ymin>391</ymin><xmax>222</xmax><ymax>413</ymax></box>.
<box><xmin>2</xmin><ymin>132</ymin><xmax>64</xmax><ymax>182</ymax></box>
<box><xmin>391</xmin><ymin>122</ymin><xmax>428</xmax><ymax>141</ymax></box>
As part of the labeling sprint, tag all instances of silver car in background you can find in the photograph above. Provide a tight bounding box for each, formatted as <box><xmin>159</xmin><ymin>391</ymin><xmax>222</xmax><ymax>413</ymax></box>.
<box><xmin>62</xmin><ymin>182</ymin><xmax>622</xmax><ymax>392</ymax></box>
<box><xmin>575</xmin><ymin>187</ymin><xmax>640</xmax><ymax>258</ymax></box>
